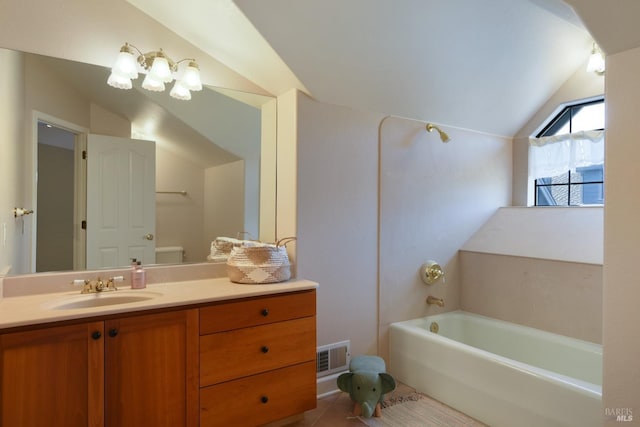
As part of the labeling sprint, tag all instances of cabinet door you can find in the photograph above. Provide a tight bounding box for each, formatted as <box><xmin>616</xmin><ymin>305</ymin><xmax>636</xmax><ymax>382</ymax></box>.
<box><xmin>0</xmin><ymin>321</ymin><xmax>104</xmax><ymax>427</ymax></box>
<box><xmin>104</xmin><ymin>309</ymin><xmax>198</xmax><ymax>427</ymax></box>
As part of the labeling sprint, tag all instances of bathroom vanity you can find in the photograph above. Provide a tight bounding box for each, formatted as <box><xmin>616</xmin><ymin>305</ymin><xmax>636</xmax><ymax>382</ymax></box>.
<box><xmin>0</xmin><ymin>278</ymin><xmax>317</xmax><ymax>427</ymax></box>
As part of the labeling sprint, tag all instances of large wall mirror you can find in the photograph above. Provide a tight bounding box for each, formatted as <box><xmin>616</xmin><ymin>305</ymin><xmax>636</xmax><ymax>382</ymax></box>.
<box><xmin>1</xmin><ymin>47</ymin><xmax>276</xmax><ymax>276</ymax></box>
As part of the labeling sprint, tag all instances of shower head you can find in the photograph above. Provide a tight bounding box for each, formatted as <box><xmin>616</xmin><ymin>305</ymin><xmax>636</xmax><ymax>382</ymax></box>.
<box><xmin>426</xmin><ymin>123</ymin><xmax>450</xmax><ymax>143</ymax></box>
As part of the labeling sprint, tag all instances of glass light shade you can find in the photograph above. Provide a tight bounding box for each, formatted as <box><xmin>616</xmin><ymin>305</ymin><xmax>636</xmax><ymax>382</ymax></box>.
<box><xmin>180</xmin><ymin>62</ymin><xmax>202</xmax><ymax>91</ymax></box>
<box><xmin>149</xmin><ymin>56</ymin><xmax>173</xmax><ymax>83</ymax></box>
<box><xmin>107</xmin><ymin>72</ymin><xmax>133</xmax><ymax>90</ymax></box>
<box><xmin>586</xmin><ymin>49</ymin><xmax>605</xmax><ymax>74</ymax></box>
<box><xmin>169</xmin><ymin>81</ymin><xmax>191</xmax><ymax>100</ymax></box>
<box><xmin>111</xmin><ymin>50</ymin><xmax>138</xmax><ymax>79</ymax></box>
<box><xmin>142</xmin><ymin>74</ymin><xmax>165</xmax><ymax>92</ymax></box>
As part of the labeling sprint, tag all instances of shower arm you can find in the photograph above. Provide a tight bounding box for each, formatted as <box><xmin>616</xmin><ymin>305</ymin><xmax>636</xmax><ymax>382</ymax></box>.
<box><xmin>426</xmin><ymin>123</ymin><xmax>450</xmax><ymax>143</ymax></box>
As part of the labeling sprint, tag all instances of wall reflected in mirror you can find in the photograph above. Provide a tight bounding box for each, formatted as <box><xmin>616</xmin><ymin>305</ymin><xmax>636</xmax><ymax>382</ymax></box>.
<box><xmin>1</xmin><ymin>48</ymin><xmax>276</xmax><ymax>276</ymax></box>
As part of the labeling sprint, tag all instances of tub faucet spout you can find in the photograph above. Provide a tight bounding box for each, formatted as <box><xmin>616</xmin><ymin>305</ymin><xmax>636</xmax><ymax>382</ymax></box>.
<box><xmin>426</xmin><ymin>295</ymin><xmax>445</xmax><ymax>307</ymax></box>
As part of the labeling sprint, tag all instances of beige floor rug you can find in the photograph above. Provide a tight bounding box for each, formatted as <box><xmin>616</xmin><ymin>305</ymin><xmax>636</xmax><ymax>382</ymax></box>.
<box><xmin>359</xmin><ymin>391</ymin><xmax>487</xmax><ymax>427</ymax></box>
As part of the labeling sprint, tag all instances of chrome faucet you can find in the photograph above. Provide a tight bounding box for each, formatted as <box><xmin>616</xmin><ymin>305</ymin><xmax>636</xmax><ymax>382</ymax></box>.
<box><xmin>426</xmin><ymin>295</ymin><xmax>445</xmax><ymax>307</ymax></box>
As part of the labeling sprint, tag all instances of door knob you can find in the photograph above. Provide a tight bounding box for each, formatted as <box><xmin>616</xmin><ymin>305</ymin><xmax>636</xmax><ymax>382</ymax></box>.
<box><xmin>144</xmin><ymin>233</ymin><xmax>154</xmax><ymax>241</ymax></box>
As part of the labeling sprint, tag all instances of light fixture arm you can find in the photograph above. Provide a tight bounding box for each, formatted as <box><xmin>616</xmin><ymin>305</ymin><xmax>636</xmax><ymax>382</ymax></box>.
<box><xmin>175</xmin><ymin>58</ymin><xmax>197</xmax><ymax>67</ymax></box>
<box><xmin>138</xmin><ymin>49</ymin><xmax>174</xmax><ymax>72</ymax></box>
<box><xmin>117</xmin><ymin>42</ymin><xmax>198</xmax><ymax>74</ymax></box>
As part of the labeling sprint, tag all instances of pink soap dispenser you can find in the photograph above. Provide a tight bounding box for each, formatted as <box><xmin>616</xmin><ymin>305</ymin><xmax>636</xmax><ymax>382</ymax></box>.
<box><xmin>131</xmin><ymin>261</ymin><xmax>146</xmax><ymax>289</ymax></box>
<box><xmin>130</xmin><ymin>258</ymin><xmax>137</xmax><ymax>288</ymax></box>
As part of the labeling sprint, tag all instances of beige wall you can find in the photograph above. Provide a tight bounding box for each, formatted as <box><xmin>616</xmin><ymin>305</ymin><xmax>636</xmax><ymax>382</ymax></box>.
<box><xmin>156</xmin><ymin>152</ymin><xmax>246</xmax><ymax>264</ymax></box>
<box><xmin>603</xmin><ymin>46</ymin><xmax>640</xmax><ymax>425</ymax></box>
<box><xmin>89</xmin><ymin>103</ymin><xmax>130</xmax><ymax>137</ymax></box>
<box><xmin>0</xmin><ymin>49</ymin><xmax>25</xmax><ymax>276</ymax></box>
<box><xmin>292</xmin><ymin>93</ymin><xmax>512</xmax><ymax>360</ymax></box>
<box><xmin>295</xmin><ymin>92</ymin><xmax>381</xmax><ymax>357</ymax></box>
<box><xmin>378</xmin><ymin>117</ymin><xmax>512</xmax><ymax>359</ymax></box>
<box><xmin>260</xmin><ymin>99</ymin><xmax>278</xmax><ymax>242</ymax></box>
<box><xmin>204</xmin><ymin>161</ymin><xmax>245</xmax><ymax>250</ymax></box>
<box><xmin>155</xmin><ymin>146</ymin><xmax>205</xmax><ymax>263</ymax></box>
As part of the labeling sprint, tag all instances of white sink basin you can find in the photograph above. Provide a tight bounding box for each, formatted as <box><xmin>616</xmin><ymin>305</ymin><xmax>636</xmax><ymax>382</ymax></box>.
<box><xmin>44</xmin><ymin>291</ymin><xmax>163</xmax><ymax>310</ymax></box>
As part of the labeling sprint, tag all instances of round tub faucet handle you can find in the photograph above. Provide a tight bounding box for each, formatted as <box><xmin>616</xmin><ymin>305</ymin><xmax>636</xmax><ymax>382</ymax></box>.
<box><xmin>421</xmin><ymin>260</ymin><xmax>444</xmax><ymax>284</ymax></box>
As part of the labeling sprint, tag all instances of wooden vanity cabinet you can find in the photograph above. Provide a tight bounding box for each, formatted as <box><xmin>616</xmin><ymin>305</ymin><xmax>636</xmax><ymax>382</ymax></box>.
<box><xmin>0</xmin><ymin>309</ymin><xmax>198</xmax><ymax>427</ymax></box>
<box><xmin>0</xmin><ymin>288</ymin><xmax>317</xmax><ymax>427</ymax></box>
<box><xmin>199</xmin><ymin>290</ymin><xmax>317</xmax><ymax>427</ymax></box>
<box><xmin>104</xmin><ymin>309</ymin><xmax>198</xmax><ymax>427</ymax></box>
<box><xmin>0</xmin><ymin>321</ymin><xmax>104</xmax><ymax>427</ymax></box>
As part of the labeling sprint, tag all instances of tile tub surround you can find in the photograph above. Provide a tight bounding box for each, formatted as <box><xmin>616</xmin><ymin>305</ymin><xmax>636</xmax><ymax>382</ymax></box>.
<box><xmin>460</xmin><ymin>250</ymin><xmax>602</xmax><ymax>344</ymax></box>
<box><xmin>0</xmin><ymin>276</ymin><xmax>317</xmax><ymax>330</ymax></box>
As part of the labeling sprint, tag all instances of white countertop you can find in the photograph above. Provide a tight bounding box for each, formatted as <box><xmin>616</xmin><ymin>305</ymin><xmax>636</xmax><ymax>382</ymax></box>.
<box><xmin>0</xmin><ymin>278</ymin><xmax>318</xmax><ymax>330</ymax></box>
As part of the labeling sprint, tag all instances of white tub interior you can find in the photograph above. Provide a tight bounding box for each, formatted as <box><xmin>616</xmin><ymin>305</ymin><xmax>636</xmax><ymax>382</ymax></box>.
<box><xmin>389</xmin><ymin>310</ymin><xmax>602</xmax><ymax>427</ymax></box>
<box><xmin>411</xmin><ymin>311</ymin><xmax>602</xmax><ymax>386</ymax></box>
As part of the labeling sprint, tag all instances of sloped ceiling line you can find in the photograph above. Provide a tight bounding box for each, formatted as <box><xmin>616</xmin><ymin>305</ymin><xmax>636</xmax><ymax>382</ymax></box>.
<box><xmin>128</xmin><ymin>0</ymin><xmax>597</xmax><ymax>137</ymax></box>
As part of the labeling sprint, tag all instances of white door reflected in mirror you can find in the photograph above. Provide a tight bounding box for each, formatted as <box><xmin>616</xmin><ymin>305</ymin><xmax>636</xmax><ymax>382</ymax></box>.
<box><xmin>86</xmin><ymin>135</ymin><xmax>156</xmax><ymax>269</ymax></box>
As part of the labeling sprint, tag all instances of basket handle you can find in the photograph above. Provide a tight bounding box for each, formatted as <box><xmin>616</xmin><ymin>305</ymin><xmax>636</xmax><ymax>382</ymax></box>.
<box><xmin>276</xmin><ymin>237</ymin><xmax>297</xmax><ymax>247</ymax></box>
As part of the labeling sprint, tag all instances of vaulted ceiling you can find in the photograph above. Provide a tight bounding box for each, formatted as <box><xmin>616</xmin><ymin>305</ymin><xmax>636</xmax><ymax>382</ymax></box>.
<box><xmin>123</xmin><ymin>1</ymin><xmax>636</xmax><ymax>137</ymax></box>
<box><xmin>564</xmin><ymin>0</ymin><xmax>640</xmax><ymax>55</ymax></box>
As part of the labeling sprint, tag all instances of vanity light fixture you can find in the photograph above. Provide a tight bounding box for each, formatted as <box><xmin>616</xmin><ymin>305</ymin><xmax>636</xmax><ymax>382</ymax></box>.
<box><xmin>586</xmin><ymin>42</ymin><xmax>605</xmax><ymax>76</ymax></box>
<box><xmin>107</xmin><ymin>43</ymin><xmax>203</xmax><ymax>100</ymax></box>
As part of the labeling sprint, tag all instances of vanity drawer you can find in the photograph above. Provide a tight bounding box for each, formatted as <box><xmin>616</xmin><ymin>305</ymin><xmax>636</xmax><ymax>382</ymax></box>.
<box><xmin>199</xmin><ymin>290</ymin><xmax>315</xmax><ymax>334</ymax></box>
<box><xmin>200</xmin><ymin>316</ymin><xmax>316</xmax><ymax>386</ymax></box>
<box><xmin>200</xmin><ymin>361</ymin><xmax>316</xmax><ymax>427</ymax></box>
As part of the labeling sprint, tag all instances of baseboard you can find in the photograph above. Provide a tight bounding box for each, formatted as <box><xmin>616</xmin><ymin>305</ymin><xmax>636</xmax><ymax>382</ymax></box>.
<box><xmin>317</xmin><ymin>371</ymin><xmax>347</xmax><ymax>398</ymax></box>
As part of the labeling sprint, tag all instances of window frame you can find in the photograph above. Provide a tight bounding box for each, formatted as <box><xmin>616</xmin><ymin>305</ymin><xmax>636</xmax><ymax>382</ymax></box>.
<box><xmin>533</xmin><ymin>98</ymin><xmax>605</xmax><ymax>206</ymax></box>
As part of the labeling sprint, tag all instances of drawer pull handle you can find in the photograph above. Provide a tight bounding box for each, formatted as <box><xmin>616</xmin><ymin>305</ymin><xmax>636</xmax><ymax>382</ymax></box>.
<box><xmin>91</xmin><ymin>331</ymin><xmax>102</xmax><ymax>340</ymax></box>
<box><xmin>261</xmin><ymin>308</ymin><xmax>269</xmax><ymax>317</ymax></box>
<box><xmin>261</xmin><ymin>346</ymin><xmax>270</xmax><ymax>354</ymax></box>
<box><xmin>108</xmin><ymin>328</ymin><xmax>119</xmax><ymax>338</ymax></box>
<box><xmin>261</xmin><ymin>396</ymin><xmax>269</xmax><ymax>404</ymax></box>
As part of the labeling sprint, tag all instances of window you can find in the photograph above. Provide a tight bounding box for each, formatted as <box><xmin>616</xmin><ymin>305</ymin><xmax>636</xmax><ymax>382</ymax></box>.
<box><xmin>531</xmin><ymin>99</ymin><xmax>605</xmax><ymax>206</ymax></box>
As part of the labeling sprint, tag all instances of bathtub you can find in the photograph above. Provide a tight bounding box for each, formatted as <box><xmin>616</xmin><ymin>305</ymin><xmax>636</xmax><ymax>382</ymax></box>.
<box><xmin>389</xmin><ymin>311</ymin><xmax>602</xmax><ymax>427</ymax></box>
